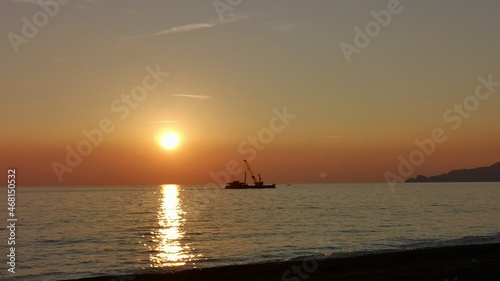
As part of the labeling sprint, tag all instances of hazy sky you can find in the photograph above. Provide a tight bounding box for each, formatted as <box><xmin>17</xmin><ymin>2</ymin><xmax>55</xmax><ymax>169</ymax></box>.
<box><xmin>1</xmin><ymin>0</ymin><xmax>500</xmax><ymax>185</ymax></box>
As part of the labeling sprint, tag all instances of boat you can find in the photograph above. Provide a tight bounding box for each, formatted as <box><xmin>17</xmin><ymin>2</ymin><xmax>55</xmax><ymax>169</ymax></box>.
<box><xmin>225</xmin><ymin>160</ymin><xmax>276</xmax><ymax>189</ymax></box>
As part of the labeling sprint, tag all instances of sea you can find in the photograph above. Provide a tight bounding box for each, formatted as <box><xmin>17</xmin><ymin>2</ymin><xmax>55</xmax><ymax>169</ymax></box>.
<box><xmin>1</xmin><ymin>183</ymin><xmax>500</xmax><ymax>281</ymax></box>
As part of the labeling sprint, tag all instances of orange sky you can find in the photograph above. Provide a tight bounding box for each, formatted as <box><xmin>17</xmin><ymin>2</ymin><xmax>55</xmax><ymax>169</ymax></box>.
<box><xmin>2</xmin><ymin>127</ymin><xmax>500</xmax><ymax>186</ymax></box>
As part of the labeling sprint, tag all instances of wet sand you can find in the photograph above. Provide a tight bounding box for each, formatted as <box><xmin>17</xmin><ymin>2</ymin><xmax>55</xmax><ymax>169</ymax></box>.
<box><xmin>65</xmin><ymin>243</ymin><xmax>500</xmax><ymax>281</ymax></box>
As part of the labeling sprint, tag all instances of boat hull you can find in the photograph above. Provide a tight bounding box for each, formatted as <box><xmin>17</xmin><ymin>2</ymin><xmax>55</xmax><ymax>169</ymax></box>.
<box><xmin>225</xmin><ymin>182</ymin><xmax>276</xmax><ymax>189</ymax></box>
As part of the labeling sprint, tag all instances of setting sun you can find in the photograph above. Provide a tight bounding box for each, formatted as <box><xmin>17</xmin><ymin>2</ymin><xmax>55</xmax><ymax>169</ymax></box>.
<box><xmin>159</xmin><ymin>133</ymin><xmax>181</xmax><ymax>150</ymax></box>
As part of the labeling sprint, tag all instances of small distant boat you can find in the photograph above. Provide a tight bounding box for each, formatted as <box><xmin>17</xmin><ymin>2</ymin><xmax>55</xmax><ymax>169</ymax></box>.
<box><xmin>225</xmin><ymin>160</ymin><xmax>276</xmax><ymax>189</ymax></box>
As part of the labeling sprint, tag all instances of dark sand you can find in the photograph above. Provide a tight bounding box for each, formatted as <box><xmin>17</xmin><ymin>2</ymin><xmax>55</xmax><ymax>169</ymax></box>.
<box><xmin>66</xmin><ymin>243</ymin><xmax>500</xmax><ymax>281</ymax></box>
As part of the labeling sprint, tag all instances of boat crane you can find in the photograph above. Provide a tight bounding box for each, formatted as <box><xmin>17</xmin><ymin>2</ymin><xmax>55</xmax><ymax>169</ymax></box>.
<box><xmin>244</xmin><ymin>160</ymin><xmax>262</xmax><ymax>185</ymax></box>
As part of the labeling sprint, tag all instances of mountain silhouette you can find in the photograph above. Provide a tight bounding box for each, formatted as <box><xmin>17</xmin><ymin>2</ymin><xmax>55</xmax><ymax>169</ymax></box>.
<box><xmin>406</xmin><ymin>162</ymin><xmax>500</xmax><ymax>182</ymax></box>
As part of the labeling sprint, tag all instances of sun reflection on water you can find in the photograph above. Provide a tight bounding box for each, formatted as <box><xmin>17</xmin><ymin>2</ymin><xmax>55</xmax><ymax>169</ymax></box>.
<box><xmin>149</xmin><ymin>184</ymin><xmax>197</xmax><ymax>267</ymax></box>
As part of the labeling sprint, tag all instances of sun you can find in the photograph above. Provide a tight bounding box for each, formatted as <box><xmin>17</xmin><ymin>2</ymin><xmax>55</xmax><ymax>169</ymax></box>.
<box><xmin>159</xmin><ymin>133</ymin><xmax>180</xmax><ymax>150</ymax></box>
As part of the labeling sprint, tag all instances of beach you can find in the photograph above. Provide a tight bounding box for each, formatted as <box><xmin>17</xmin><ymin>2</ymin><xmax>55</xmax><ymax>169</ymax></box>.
<box><xmin>66</xmin><ymin>242</ymin><xmax>500</xmax><ymax>281</ymax></box>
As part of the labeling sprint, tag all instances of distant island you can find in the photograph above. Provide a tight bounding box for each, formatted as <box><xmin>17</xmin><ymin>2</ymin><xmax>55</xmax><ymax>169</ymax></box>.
<box><xmin>406</xmin><ymin>162</ymin><xmax>500</xmax><ymax>182</ymax></box>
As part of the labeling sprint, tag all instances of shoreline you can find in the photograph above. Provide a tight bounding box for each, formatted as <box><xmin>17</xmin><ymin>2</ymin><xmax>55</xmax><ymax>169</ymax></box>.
<box><xmin>64</xmin><ymin>242</ymin><xmax>500</xmax><ymax>281</ymax></box>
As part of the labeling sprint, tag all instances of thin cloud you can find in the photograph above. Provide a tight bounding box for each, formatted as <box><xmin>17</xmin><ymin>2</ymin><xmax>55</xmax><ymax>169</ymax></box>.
<box><xmin>125</xmin><ymin>13</ymin><xmax>248</xmax><ymax>39</ymax></box>
<box><xmin>10</xmin><ymin>0</ymin><xmax>49</xmax><ymax>3</ymax></box>
<box><xmin>11</xmin><ymin>0</ymin><xmax>96</xmax><ymax>4</ymax></box>
<box><xmin>10</xmin><ymin>0</ymin><xmax>100</xmax><ymax>11</ymax></box>
<box><xmin>150</xmin><ymin>120</ymin><xmax>178</xmax><ymax>123</ymax></box>
<box><xmin>314</xmin><ymin>135</ymin><xmax>344</xmax><ymax>139</ymax></box>
<box><xmin>146</xmin><ymin>23</ymin><xmax>216</xmax><ymax>38</ymax></box>
<box><xmin>171</xmin><ymin>94</ymin><xmax>213</xmax><ymax>100</ymax></box>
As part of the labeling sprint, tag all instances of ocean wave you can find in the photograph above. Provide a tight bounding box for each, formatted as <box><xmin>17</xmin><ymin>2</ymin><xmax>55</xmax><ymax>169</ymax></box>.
<box><xmin>283</xmin><ymin>232</ymin><xmax>500</xmax><ymax>262</ymax></box>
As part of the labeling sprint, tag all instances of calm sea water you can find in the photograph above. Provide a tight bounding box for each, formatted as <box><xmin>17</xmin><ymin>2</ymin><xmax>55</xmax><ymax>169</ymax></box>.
<box><xmin>1</xmin><ymin>183</ymin><xmax>500</xmax><ymax>281</ymax></box>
